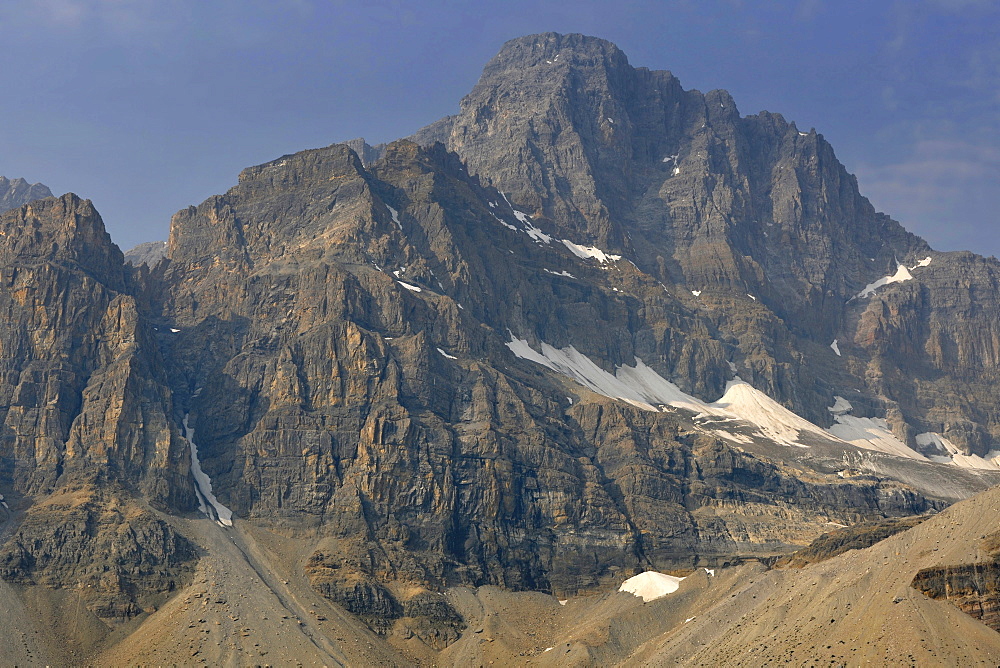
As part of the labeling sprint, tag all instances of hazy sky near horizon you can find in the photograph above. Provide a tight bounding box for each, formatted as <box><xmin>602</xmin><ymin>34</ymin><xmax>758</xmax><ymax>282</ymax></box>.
<box><xmin>0</xmin><ymin>0</ymin><xmax>997</xmax><ymax>254</ymax></box>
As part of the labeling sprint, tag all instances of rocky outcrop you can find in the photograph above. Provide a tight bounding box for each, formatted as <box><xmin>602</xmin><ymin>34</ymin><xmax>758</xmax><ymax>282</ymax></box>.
<box><xmin>0</xmin><ymin>195</ymin><xmax>196</xmax><ymax>618</ymax></box>
<box><xmin>778</xmin><ymin>516</ymin><xmax>927</xmax><ymax>568</ymax></box>
<box><xmin>0</xmin><ymin>176</ymin><xmax>52</xmax><ymax>214</ymax></box>
<box><xmin>0</xmin><ymin>485</ymin><xmax>196</xmax><ymax>620</ymax></box>
<box><xmin>0</xmin><ymin>194</ymin><xmax>193</xmax><ymax>505</ymax></box>
<box><xmin>912</xmin><ymin>561</ymin><xmax>1000</xmax><ymax>632</ymax></box>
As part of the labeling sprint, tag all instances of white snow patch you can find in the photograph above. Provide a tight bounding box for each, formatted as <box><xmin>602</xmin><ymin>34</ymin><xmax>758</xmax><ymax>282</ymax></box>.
<box><xmin>505</xmin><ymin>336</ymin><xmax>835</xmax><ymax>447</ymax></box>
<box><xmin>491</xmin><ymin>213</ymin><xmax>518</xmax><ymax>231</ymax></box>
<box><xmin>827</xmin><ymin>522</ymin><xmax>848</xmax><ymax>528</ymax></box>
<box><xmin>561</xmin><ymin>239</ymin><xmax>621</xmax><ymax>264</ymax></box>
<box><xmin>620</xmin><ymin>571</ymin><xmax>685</xmax><ymax>602</ymax></box>
<box><xmin>506</xmin><ymin>336</ymin><xmax>705</xmax><ymax>412</ymax></box>
<box><xmin>799</xmin><ymin>131</ymin><xmax>808</xmax><ymax>136</ymax></box>
<box><xmin>830</xmin><ymin>339</ymin><xmax>841</xmax><ymax>356</ymax></box>
<box><xmin>747</xmin><ymin>294</ymin><xmax>756</xmax><ymax>301</ymax></box>
<box><xmin>828</xmin><ymin>396</ymin><xmax>853</xmax><ymax>415</ymax></box>
<box><xmin>911</xmin><ymin>256</ymin><xmax>932</xmax><ymax>269</ymax></box>
<box><xmin>544</xmin><ymin>268</ymin><xmax>576</xmax><ymax>278</ymax></box>
<box><xmin>497</xmin><ymin>193</ymin><xmax>551</xmax><ymax>243</ymax></box>
<box><xmin>607</xmin><ymin>117</ymin><xmax>614</xmax><ymax>124</ymax></box>
<box><xmin>828</xmin><ymin>415</ymin><xmax>926</xmax><ymax>461</ymax></box>
<box><xmin>544</xmin><ymin>647</ymin><xmax>553</xmax><ymax>652</ymax></box>
<box><xmin>704</xmin><ymin>568</ymin><xmax>715</xmax><ymax>576</ymax></box>
<box><xmin>515</xmin><ymin>211</ymin><xmax>553</xmax><ymax>244</ymax></box>
<box><xmin>488</xmin><ymin>201</ymin><xmax>496</xmax><ymax>208</ymax></box>
<box><xmin>437</xmin><ymin>348</ymin><xmax>457</xmax><ymax>360</ymax></box>
<box><xmin>558</xmin><ymin>600</ymin><xmax>567</xmax><ymax>605</ymax></box>
<box><xmin>691</xmin><ymin>290</ymin><xmax>702</xmax><ymax>296</ymax></box>
<box><xmin>713</xmin><ymin>379</ymin><xmax>829</xmax><ymax>447</ymax></box>
<box><xmin>170</xmin><ymin>328</ymin><xmax>181</xmax><ymax>333</ymax></box>
<box><xmin>397</xmin><ymin>281</ymin><xmax>422</xmax><ymax>292</ymax></box>
<box><xmin>386</xmin><ymin>205</ymin><xmax>403</xmax><ymax>230</ymax></box>
<box><xmin>856</xmin><ymin>264</ymin><xmax>913</xmax><ymax>298</ymax></box>
<box><xmin>672</xmin><ymin>166</ymin><xmax>681</xmax><ymax>176</ymax></box>
<box><xmin>916</xmin><ymin>432</ymin><xmax>1000</xmax><ymax>471</ymax></box>
<box><xmin>183</xmin><ymin>415</ymin><xmax>234</xmax><ymax>527</ymax></box>
<box><xmin>686</xmin><ymin>617</ymin><xmax>696</xmax><ymax>623</ymax></box>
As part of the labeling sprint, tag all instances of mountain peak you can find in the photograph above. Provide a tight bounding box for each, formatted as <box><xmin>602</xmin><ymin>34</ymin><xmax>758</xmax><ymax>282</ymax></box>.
<box><xmin>0</xmin><ymin>175</ymin><xmax>53</xmax><ymax>214</ymax></box>
<box><xmin>488</xmin><ymin>32</ymin><xmax>629</xmax><ymax>69</ymax></box>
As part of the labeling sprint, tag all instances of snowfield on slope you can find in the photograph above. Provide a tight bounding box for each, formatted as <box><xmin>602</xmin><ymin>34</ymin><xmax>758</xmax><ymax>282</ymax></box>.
<box><xmin>507</xmin><ymin>335</ymin><xmax>1000</xmax><ymax>471</ymax></box>
<box><xmin>620</xmin><ymin>571</ymin><xmax>686</xmax><ymax>602</ymax></box>
<box><xmin>505</xmin><ymin>336</ymin><xmax>830</xmax><ymax>447</ymax></box>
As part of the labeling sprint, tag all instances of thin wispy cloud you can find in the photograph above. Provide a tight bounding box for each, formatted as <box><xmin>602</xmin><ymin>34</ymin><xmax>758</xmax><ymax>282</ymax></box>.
<box><xmin>857</xmin><ymin>139</ymin><xmax>1000</xmax><ymax>251</ymax></box>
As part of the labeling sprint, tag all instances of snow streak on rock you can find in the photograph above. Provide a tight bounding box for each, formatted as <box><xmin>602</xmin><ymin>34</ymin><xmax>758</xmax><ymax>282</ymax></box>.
<box><xmin>183</xmin><ymin>414</ymin><xmax>234</xmax><ymax>527</ymax></box>
<box><xmin>506</xmin><ymin>336</ymin><xmax>833</xmax><ymax>447</ymax></box>
<box><xmin>561</xmin><ymin>239</ymin><xmax>621</xmax><ymax>263</ymax></box>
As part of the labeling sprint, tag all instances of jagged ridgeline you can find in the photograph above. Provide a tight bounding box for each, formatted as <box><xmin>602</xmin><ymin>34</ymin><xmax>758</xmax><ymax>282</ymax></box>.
<box><xmin>3</xmin><ymin>32</ymin><xmax>1000</xmax><ymax>663</ymax></box>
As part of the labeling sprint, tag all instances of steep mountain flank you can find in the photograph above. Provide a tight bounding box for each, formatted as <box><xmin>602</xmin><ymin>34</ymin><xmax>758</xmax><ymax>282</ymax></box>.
<box><xmin>0</xmin><ymin>195</ymin><xmax>196</xmax><ymax>635</ymax></box>
<box><xmin>141</xmin><ymin>135</ymin><xmax>967</xmax><ymax>622</ymax></box>
<box><xmin>414</xmin><ymin>32</ymin><xmax>1000</xmax><ymax>456</ymax></box>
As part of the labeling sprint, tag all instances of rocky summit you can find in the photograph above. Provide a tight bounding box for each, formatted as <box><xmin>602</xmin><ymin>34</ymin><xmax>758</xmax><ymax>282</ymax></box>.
<box><xmin>2</xmin><ymin>33</ymin><xmax>1000</xmax><ymax>665</ymax></box>
<box><xmin>0</xmin><ymin>176</ymin><xmax>52</xmax><ymax>214</ymax></box>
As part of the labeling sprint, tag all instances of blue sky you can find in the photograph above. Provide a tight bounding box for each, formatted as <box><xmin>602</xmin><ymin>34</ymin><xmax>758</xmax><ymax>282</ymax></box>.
<box><xmin>0</xmin><ymin>0</ymin><xmax>997</xmax><ymax>255</ymax></box>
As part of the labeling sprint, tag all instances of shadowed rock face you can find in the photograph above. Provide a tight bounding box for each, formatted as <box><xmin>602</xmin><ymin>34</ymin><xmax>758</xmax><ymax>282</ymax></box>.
<box><xmin>2</xmin><ymin>32</ymin><xmax>1000</xmax><ymax>643</ymax></box>
<box><xmin>912</xmin><ymin>561</ymin><xmax>1000</xmax><ymax>632</ymax></box>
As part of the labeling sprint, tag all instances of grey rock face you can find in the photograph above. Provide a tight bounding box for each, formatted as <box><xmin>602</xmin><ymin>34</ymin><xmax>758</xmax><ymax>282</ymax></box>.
<box><xmin>343</xmin><ymin>137</ymin><xmax>386</xmax><ymax>167</ymax></box>
<box><xmin>144</xmin><ymin>138</ymin><xmax>956</xmax><ymax>607</ymax></box>
<box><xmin>0</xmin><ymin>177</ymin><xmax>53</xmax><ymax>214</ymax></box>
<box><xmin>124</xmin><ymin>240</ymin><xmax>167</xmax><ymax>267</ymax></box>
<box><xmin>412</xmin><ymin>33</ymin><xmax>996</xmax><ymax>450</ymax></box>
